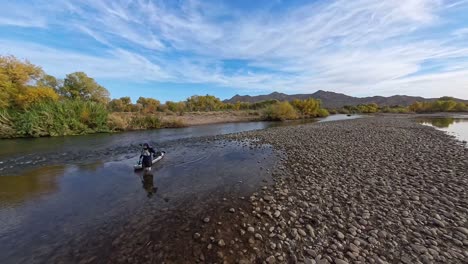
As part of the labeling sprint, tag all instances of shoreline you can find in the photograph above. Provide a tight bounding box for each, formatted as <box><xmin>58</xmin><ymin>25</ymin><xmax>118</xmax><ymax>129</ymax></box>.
<box><xmin>1</xmin><ymin>112</ymin><xmax>467</xmax><ymax>140</ymax></box>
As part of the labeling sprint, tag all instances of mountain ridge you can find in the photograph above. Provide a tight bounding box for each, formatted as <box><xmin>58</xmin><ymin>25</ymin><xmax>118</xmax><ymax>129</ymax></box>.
<box><xmin>224</xmin><ymin>90</ymin><xmax>468</xmax><ymax>108</ymax></box>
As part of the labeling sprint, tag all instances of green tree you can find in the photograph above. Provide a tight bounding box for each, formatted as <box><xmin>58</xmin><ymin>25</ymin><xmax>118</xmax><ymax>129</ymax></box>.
<box><xmin>454</xmin><ymin>102</ymin><xmax>467</xmax><ymax>112</ymax></box>
<box><xmin>108</xmin><ymin>98</ymin><xmax>125</xmax><ymax>112</ymax></box>
<box><xmin>166</xmin><ymin>101</ymin><xmax>186</xmax><ymax>114</ymax></box>
<box><xmin>186</xmin><ymin>95</ymin><xmax>223</xmax><ymax>111</ymax></box>
<box><xmin>61</xmin><ymin>72</ymin><xmax>110</xmax><ymax>104</ymax></box>
<box><xmin>251</xmin><ymin>100</ymin><xmax>278</xmax><ymax>110</ymax></box>
<box><xmin>119</xmin><ymin>96</ymin><xmax>133</xmax><ymax>111</ymax></box>
<box><xmin>37</xmin><ymin>74</ymin><xmax>62</xmax><ymax>91</ymax></box>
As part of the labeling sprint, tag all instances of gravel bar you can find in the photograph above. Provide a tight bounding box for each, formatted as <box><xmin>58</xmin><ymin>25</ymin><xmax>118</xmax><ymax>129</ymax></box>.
<box><xmin>220</xmin><ymin>116</ymin><xmax>468</xmax><ymax>264</ymax></box>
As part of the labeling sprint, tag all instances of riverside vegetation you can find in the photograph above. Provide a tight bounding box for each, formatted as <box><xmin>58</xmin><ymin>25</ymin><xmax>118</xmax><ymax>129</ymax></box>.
<box><xmin>1</xmin><ymin>55</ymin><xmax>467</xmax><ymax>138</ymax></box>
<box><xmin>0</xmin><ymin>56</ymin><xmax>329</xmax><ymax>138</ymax></box>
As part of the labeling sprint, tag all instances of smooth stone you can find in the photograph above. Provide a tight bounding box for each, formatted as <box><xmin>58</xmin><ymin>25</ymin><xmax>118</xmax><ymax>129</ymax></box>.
<box><xmin>334</xmin><ymin>258</ymin><xmax>349</xmax><ymax>264</ymax></box>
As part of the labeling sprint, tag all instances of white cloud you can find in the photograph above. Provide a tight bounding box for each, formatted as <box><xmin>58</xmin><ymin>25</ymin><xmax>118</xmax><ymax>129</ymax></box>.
<box><xmin>372</xmin><ymin>70</ymin><xmax>468</xmax><ymax>98</ymax></box>
<box><xmin>0</xmin><ymin>40</ymin><xmax>171</xmax><ymax>81</ymax></box>
<box><xmin>1</xmin><ymin>0</ymin><xmax>468</xmax><ymax>98</ymax></box>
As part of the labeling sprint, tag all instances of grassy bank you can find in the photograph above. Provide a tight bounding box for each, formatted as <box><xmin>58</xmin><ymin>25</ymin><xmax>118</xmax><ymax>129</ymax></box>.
<box><xmin>108</xmin><ymin>112</ymin><xmax>186</xmax><ymax>131</ymax></box>
<box><xmin>1</xmin><ymin>100</ymin><xmax>108</xmax><ymax>138</ymax></box>
<box><xmin>0</xmin><ymin>101</ymin><xmax>188</xmax><ymax>139</ymax></box>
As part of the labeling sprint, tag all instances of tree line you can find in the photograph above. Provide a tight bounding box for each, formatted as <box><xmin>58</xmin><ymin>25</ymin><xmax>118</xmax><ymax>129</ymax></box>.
<box><xmin>331</xmin><ymin>99</ymin><xmax>468</xmax><ymax>114</ymax></box>
<box><xmin>409</xmin><ymin>97</ymin><xmax>468</xmax><ymax>113</ymax></box>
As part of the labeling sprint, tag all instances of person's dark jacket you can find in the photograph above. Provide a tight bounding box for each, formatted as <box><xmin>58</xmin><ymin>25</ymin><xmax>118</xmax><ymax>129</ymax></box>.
<box><xmin>140</xmin><ymin>146</ymin><xmax>156</xmax><ymax>168</ymax></box>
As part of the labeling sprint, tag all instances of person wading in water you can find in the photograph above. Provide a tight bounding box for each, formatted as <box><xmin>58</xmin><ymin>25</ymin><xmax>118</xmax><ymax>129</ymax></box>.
<box><xmin>139</xmin><ymin>143</ymin><xmax>157</xmax><ymax>172</ymax></box>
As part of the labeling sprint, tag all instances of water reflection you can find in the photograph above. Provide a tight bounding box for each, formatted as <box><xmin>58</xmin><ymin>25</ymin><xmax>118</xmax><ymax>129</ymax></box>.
<box><xmin>78</xmin><ymin>161</ymin><xmax>105</xmax><ymax>172</ymax></box>
<box><xmin>140</xmin><ymin>172</ymin><xmax>158</xmax><ymax>198</ymax></box>
<box><xmin>418</xmin><ymin>117</ymin><xmax>455</xmax><ymax>128</ymax></box>
<box><xmin>0</xmin><ymin>166</ymin><xmax>64</xmax><ymax>207</ymax></box>
<box><xmin>417</xmin><ymin>116</ymin><xmax>468</xmax><ymax>142</ymax></box>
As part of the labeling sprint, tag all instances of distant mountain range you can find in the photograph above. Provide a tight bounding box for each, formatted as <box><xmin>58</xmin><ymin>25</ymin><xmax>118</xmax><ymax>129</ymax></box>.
<box><xmin>224</xmin><ymin>90</ymin><xmax>468</xmax><ymax>108</ymax></box>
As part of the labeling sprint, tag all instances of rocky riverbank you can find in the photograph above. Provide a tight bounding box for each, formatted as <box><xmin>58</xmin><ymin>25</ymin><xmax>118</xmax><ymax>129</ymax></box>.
<box><xmin>219</xmin><ymin>117</ymin><xmax>468</xmax><ymax>264</ymax></box>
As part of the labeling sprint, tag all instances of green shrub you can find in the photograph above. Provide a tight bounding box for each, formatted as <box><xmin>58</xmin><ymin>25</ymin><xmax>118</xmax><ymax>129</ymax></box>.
<box><xmin>0</xmin><ymin>109</ymin><xmax>17</xmax><ymax>138</ymax></box>
<box><xmin>337</xmin><ymin>108</ymin><xmax>350</xmax><ymax>114</ymax></box>
<box><xmin>162</xmin><ymin>118</ymin><xmax>186</xmax><ymax>128</ymax></box>
<box><xmin>262</xmin><ymin>102</ymin><xmax>299</xmax><ymax>121</ymax></box>
<box><xmin>317</xmin><ymin>108</ymin><xmax>330</xmax><ymax>117</ymax></box>
<box><xmin>7</xmin><ymin>100</ymin><xmax>109</xmax><ymax>137</ymax></box>
<box><xmin>380</xmin><ymin>106</ymin><xmax>410</xmax><ymax>113</ymax></box>
<box><xmin>129</xmin><ymin>115</ymin><xmax>162</xmax><ymax>130</ymax></box>
<box><xmin>107</xmin><ymin>113</ymin><xmax>128</xmax><ymax>131</ymax></box>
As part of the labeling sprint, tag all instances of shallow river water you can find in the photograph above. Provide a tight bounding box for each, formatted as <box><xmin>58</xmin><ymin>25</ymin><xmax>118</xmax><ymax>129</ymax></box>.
<box><xmin>416</xmin><ymin>114</ymin><xmax>468</xmax><ymax>143</ymax></box>
<box><xmin>0</xmin><ymin>114</ymin><xmax>360</xmax><ymax>263</ymax></box>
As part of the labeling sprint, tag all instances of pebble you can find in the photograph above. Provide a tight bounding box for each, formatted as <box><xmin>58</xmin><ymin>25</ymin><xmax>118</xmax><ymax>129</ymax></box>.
<box><xmin>298</xmin><ymin>229</ymin><xmax>307</xmax><ymax>237</ymax></box>
<box><xmin>218</xmin><ymin>239</ymin><xmax>226</xmax><ymax>247</ymax></box>
<box><xmin>349</xmin><ymin>243</ymin><xmax>360</xmax><ymax>253</ymax></box>
<box><xmin>266</xmin><ymin>256</ymin><xmax>276</xmax><ymax>263</ymax></box>
<box><xmin>336</xmin><ymin>231</ymin><xmax>345</xmax><ymax>240</ymax></box>
<box><xmin>456</xmin><ymin>227</ymin><xmax>468</xmax><ymax>236</ymax></box>
<box><xmin>334</xmin><ymin>258</ymin><xmax>349</xmax><ymax>264</ymax></box>
<box><xmin>432</xmin><ymin>218</ymin><xmax>445</xmax><ymax>227</ymax></box>
<box><xmin>274</xmin><ymin>210</ymin><xmax>281</xmax><ymax>218</ymax></box>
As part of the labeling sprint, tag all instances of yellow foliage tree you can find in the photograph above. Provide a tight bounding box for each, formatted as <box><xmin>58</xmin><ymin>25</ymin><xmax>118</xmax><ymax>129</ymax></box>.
<box><xmin>15</xmin><ymin>87</ymin><xmax>59</xmax><ymax>108</ymax></box>
<box><xmin>263</xmin><ymin>101</ymin><xmax>298</xmax><ymax>121</ymax></box>
<box><xmin>0</xmin><ymin>55</ymin><xmax>44</xmax><ymax>108</ymax></box>
<box><xmin>291</xmin><ymin>98</ymin><xmax>322</xmax><ymax>116</ymax></box>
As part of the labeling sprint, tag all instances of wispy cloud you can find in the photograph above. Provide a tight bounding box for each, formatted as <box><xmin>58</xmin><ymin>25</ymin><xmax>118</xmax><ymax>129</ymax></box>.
<box><xmin>453</xmin><ymin>27</ymin><xmax>468</xmax><ymax>38</ymax></box>
<box><xmin>0</xmin><ymin>1</ymin><xmax>48</xmax><ymax>28</ymax></box>
<box><xmin>0</xmin><ymin>40</ymin><xmax>170</xmax><ymax>81</ymax></box>
<box><xmin>1</xmin><ymin>0</ymin><xmax>468</xmax><ymax>98</ymax></box>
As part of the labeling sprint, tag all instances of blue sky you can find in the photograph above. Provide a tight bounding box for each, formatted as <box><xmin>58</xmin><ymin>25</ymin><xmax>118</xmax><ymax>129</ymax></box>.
<box><xmin>1</xmin><ymin>0</ymin><xmax>468</xmax><ymax>102</ymax></box>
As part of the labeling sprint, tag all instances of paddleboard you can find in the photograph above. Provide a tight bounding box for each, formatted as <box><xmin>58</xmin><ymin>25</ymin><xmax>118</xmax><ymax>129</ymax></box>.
<box><xmin>134</xmin><ymin>151</ymin><xmax>165</xmax><ymax>171</ymax></box>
